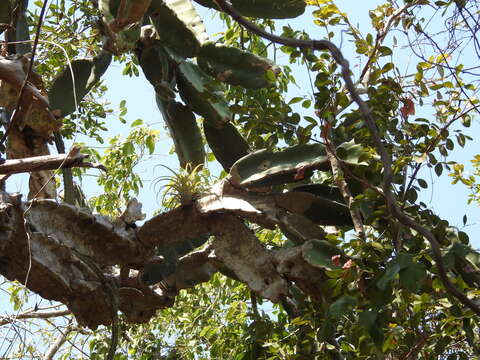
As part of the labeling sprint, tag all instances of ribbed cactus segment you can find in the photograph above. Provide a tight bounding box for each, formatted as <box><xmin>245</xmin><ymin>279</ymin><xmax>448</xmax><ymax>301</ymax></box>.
<box><xmin>229</xmin><ymin>143</ymin><xmax>329</xmax><ymax>188</ymax></box>
<box><xmin>48</xmin><ymin>52</ymin><xmax>112</xmax><ymax>118</ymax></box>
<box><xmin>204</xmin><ymin>122</ymin><xmax>250</xmax><ymax>171</ymax></box>
<box><xmin>0</xmin><ymin>2</ymin><xmax>11</xmax><ymax>35</ymax></box>
<box><xmin>177</xmin><ymin>61</ymin><xmax>231</xmax><ymax>127</ymax></box>
<box><xmin>198</xmin><ymin>43</ymin><xmax>280</xmax><ymax>89</ymax></box>
<box><xmin>137</xmin><ymin>39</ymin><xmax>172</xmax><ymax>88</ymax></box>
<box><xmin>291</xmin><ymin>184</ymin><xmax>346</xmax><ymax>204</ymax></box>
<box><xmin>193</xmin><ymin>0</ymin><xmax>306</xmax><ymax>19</ymax></box>
<box><xmin>275</xmin><ymin>190</ymin><xmax>353</xmax><ymax>226</ymax></box>
<box><xmin>156</xmin><ymin>98</ymin><xmax>205</xmax><ymax>168</ymax></box>
<box><xmin>149</xmin><ymin>0</ymin><xmax>207</xmax><ymax>58</ymax></box>
<box><xmin>141</xmin><ymin>234</ymin><xmax>210</xmax><ymax>285</ymax></box>
<box><xmin>99</xmin><ymin>0</ymin><xmax>151</xmax><ymax>32</ymax></box>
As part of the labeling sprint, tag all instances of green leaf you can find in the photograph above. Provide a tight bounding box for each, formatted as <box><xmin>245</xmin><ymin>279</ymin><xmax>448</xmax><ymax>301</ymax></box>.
<box><xmin>146</xmin><ymin>135</ymin><xmax>156</xmax><ymax>154</ymax></box>
<box><xmin>328</xmin><ymin>296</ymin><xmax>357</xmax><ymax>319</ymax></box>
<box><xmin>131</xmin><ymin>119</ymin><xmax>143</xmax><ymax>127</ymax></box>
<box><xmin>336</xmin><ymin>141</ymin><xmax>370</xmax><ymax>165</ymax></box>
<box><xmin>359</xmin><ymin>311</ymin><xmax>384</xmax><ymax>349</ymax></box>
<box><xmin>302</xmin><ymin>239</ymin><xmax>343</xmax><ymax>270</ymax></box>
<box><xmin>399</xmin><ymin>262</ymin><xmax>427</xmax><ymax>292</ymax></box>
<box><xmin>377</xmin><ymin>261</ymin><xmax>401</xmax><ymax>290</ymax></box>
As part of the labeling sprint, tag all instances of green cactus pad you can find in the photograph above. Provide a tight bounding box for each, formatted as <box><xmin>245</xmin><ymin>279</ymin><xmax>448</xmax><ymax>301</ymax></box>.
<box><xmin>48</xmin><ymin>52</ymin><xmax>112</xmax><ymax>118</ymax></box>
<box><xmin>229</xmin><ymin>143</ymin><xmax>330</xmax><ymax>188</ymax></box>
<box><xmin>198</xmin><ymin>43</ymin><xmax>280</xmax><ymax>89</ymax></box>
<box><xmin>138</xmin><ymin>40</ymin><xmax>171</xmax><ymax>87</ymax></box>
<box><xmin>142</xmin><ymin>234</ymin><xmax>210</xmax><ymax>285</ymax></box>
<box><xmin>275</xmin><ymin>190</ymin><xmax>353</xmax><ymax>226</ymax></box>
<box><xmin>156</xmin><ymin>98</ymin><xmax>205</xmax><ymax>168</ymax></box>
<box><xmin>149</xmin><ymin>0</ymin><xmax>207</xmax><ymax>58</ymax></box>
<box><xmin>204</xmin><ymin>122</ymin><xmax>250</xmax><ymax>171</ymax></box>
<box><xmin>193</xmin><ymin>0</ymin><xmax>306</xmax><ymax>19</ymax></box>
<box><xmin>177</xmin><ymin>61</ymin><xmax>231</xmax><ymax>127</ymax></box>
<box><xmin>99</xmin><ymin>0</ymin><xmax>151</xmax><ymax>32</ymax></box>
<box><xmin>0</xmin><ymin>2</ymin><xmax>11</xmax><ymax>35</ymax></box>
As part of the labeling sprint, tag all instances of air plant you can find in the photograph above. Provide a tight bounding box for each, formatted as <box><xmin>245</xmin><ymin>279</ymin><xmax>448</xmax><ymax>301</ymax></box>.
<box><xmin>153</xmin><ymin>163</ymin><xmax>208</xmax><ymax>209</ymax></box>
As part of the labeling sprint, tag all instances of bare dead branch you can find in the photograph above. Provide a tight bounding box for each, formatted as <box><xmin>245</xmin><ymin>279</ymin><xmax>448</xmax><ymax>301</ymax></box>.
<box><xmin>0</xmin><ymin>310</ymin><xmax>71</xmax><ymax>326</ymax></box>
<box><xmin>0</xmin><ymin>147</ymin><xmax>106</xmax><ymax>176</ymax></box>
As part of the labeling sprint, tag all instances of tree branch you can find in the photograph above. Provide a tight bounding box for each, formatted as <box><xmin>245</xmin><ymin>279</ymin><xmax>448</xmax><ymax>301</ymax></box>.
<box><xmin>42</xmin><ymin>321</ymin><xmax>73</xmax><ymax>360</ymax></box>
<box><xmin>0</xmin><ymin>310</ymin><xmax>71</xmax><ymax>326</ymax></box>
<box><xmin>0</xmin><ymin>147</ymin><xmax>106</xmax><ymax>176</ymax></box>
<box><xmin>53</xmin><ymin>132</ymin><xmax>76</xmax><ymax>205</ymax></box>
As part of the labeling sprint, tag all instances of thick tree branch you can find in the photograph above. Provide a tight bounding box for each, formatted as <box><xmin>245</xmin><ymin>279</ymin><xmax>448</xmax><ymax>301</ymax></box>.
<box><xmin>213</xmin><ymin>0</ymin><xmax>480</xmax><ymax>316</ymax></box>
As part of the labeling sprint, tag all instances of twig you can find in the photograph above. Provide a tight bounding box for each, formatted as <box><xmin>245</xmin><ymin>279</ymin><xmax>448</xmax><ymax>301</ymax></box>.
<box><xmin>359</xmin><ymin>2</ymin><xmax>416</xmax><ymax>81</ymax></box>
<box><xmin>42</xmin><ymin>321</ymin><xmax>73</xmax><ymax>360</ymax></box>
<box><xmin>0</xmin><ymin>310</ymin><xmax>71</xmax><ymax>326</ymax></box>
<box><xmin>213</xmin><ymin>0</ymin><xmax>480</xmax><ymax>317</ymax></box>
<box><xmin>322</xmin><ymin>122</ymin><xmax>365</xmax><ymax>240</ymax></box>
<box><xmin>0</xmin><ymin>0</ymin><xmax>49</xmax><ymax>148</ymax></box>
<box><xmin>402</xmin><ymin>106</ymin><xmax>476</xmax><ymax>202</ymax></box>
<box><xmin>54</xmin><ymin>132</ymin><xmax>76</xmax><ymax>205</ymax></box>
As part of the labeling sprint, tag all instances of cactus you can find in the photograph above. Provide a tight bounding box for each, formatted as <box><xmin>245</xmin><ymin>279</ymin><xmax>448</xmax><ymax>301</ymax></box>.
<box><xmin>48</xmin><ymin>52</ymin><xmax>112</xmax><ymax>118</ymax></box>
<box><xmin>275</xmin><ymin>190</ymin><xmax>353</xmax><ymax>226</ymax></box>
<box><xmin>177</xmin><ymin>61</ymin><xmax>231</xmax><ymax>127</ymax></box>
<box><xmin>193</xmin><ymin>0</ymin><xmax>306</xmax><ymax>19</ymax></box>
<box><xmin>137</xmin><ymin>39</ymin><xmax>172</xmax><ymax>87</ymax></box>
<box><xmin>0</xmin><ymin>2</ymin><xmax>11</xmax><ymax>35</ymax></box>
<box><xmin>99</xmin><ymin>0</ymin><xmax>152</xmax><ymax>33</ymax></box>
<box><xmin>198</xmin><ymin>43</ymin><xmax>280</xmax><ymax>89</ymax></box>
<box><xmin>149</xmin><ymin>0</ymin><xmax>207</xmax><ymax>58</ymax></box>
<box><xmin>229</xmin><ymin>143</ymin><xmax>330</xmax><ymax>188</ymax></box>
<box><xmin>156</xmin><ymin>98</ymin><xmax>205</xmax><ymax>168</ymax></box>
<box><xmin>141</xmin><ymin>234</ymin><xmax>210</xmax><ymax>285</ymax></box>
<box><xmin>203</xmin><ymin>122</ymin><xmax>250</xmax><ymax>171</ymax></box>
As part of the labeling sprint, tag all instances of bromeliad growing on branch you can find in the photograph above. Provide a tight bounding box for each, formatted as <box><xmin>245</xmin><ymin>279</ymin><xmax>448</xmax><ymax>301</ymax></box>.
<box><xmin>0</xmin><ymin>0</ymin><xmax>480</xmax><ymax>359</ymax></box>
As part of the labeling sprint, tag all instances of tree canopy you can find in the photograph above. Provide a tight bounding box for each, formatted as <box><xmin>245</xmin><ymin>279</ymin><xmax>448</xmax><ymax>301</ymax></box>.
<box><xmin>0</xmin><ymin>0</ymin><xmax>480</xmax><ymax>359</ymax></box>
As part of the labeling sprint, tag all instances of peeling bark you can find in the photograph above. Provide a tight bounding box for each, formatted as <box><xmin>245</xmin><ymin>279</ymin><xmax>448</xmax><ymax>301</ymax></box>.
<box><xmin>210</xmin><ymin>214</ymin><xmax>289</xmax><ymax>303</ymax></box>
<box><xmin>139</xmin><ymin>204</ymin><xmax>210</xmax><ymax>248</ymax></box>
<box><xmin>0</xmin><ymin>186</ymin><xmax>337</xmax><ymax>329</ymax></box>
